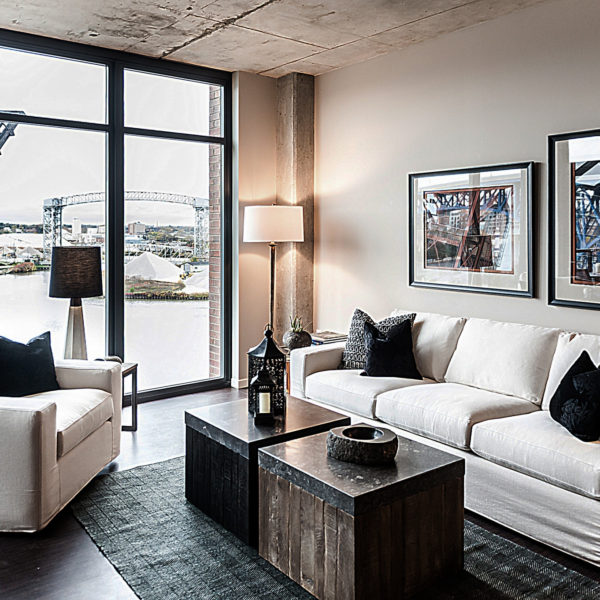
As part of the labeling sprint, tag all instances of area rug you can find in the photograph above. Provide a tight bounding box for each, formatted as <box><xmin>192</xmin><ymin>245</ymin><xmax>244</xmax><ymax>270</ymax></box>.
<box><xmin>72</xmin><ymin>457</ymin><xmax>599</xmax><ymax>600</ymax></box>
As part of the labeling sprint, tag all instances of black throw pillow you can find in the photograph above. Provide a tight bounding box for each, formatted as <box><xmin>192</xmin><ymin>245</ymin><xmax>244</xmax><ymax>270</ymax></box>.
<box><xmin>360</xmin><ymin>320</ymin><xmax>422</xmax><ymax>379</ymax></box>
<box><xmin>549</xmin><ymin>351</ymin><xmax>595</xmax><ymax>422</ymax></box>
<box><xmin>558</xmin><ymin>396</ymin><xmax>600</xmax><ymax>442</ymax></box>
<box><xmin>341</xmin><ymin>308</ymin><xmax>415</xmax><ymax>370</ymax></box>
<box><xmin>0</xmin><ymin>331</ymin><xmax>59</xmax><ymax>397</ymax></box>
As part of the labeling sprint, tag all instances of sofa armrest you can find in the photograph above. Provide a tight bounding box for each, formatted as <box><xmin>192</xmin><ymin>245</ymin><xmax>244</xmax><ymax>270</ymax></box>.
<box><xmin>290</xmin><ymin>342</ymin><xmax>345</xmax><ymax>398</ymax></box>
<box><xmin>55</xmin><ymin>360</ymin><xmax>122</xmax><ymax>458</ymax></box>
<box><xmin>0</xmin><ymin>398</ymin><xmax>59</xmax><ymax>531</ymax></box>
<box><xmin>55</xmin><ymin>359</ymin><xmax>122</xmax><ymax>397</ymax></box>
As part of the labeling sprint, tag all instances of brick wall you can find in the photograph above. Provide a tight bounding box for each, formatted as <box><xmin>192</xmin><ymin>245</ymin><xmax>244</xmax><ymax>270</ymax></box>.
<box><xmin>208</xmin><ymin>85</ymin><xmax>222</xmax><ymax>378</ymax></box>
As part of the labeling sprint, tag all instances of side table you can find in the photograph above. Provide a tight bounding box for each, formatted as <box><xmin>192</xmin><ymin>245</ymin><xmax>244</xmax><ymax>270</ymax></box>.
<box><xmin>121</xmin><ymin>362</ymin><xmax>138</xmax><ymax>432</ymax></box>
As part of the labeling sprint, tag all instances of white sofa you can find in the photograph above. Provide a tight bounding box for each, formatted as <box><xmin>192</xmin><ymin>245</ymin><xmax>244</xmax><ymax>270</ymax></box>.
<box><xmin>0</xmin><ymin>360</ymin><xmax>122</xmax><ymax>532</ymax></box>
<box><xmin>290</xmin><ymin>311</ymin><xmax>600</xmax><ymax>567</ymax></box>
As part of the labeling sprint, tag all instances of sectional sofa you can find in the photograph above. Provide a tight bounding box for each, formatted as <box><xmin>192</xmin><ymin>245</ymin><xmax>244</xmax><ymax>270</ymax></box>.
<box><xmin>290</xmin><ymin>311</ymin><xmax>600</xmax><ymax>566</ymax></box>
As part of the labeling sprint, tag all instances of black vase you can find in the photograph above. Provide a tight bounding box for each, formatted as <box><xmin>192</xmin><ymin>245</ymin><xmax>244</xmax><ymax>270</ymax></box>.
<box><xmin>282</xmin><ymin>329</ymin><xmax>312</xmax><ymax>351</ymax></box>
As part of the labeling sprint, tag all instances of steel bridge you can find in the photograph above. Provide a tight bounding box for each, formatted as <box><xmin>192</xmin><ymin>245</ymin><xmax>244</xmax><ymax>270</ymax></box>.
<box><xmin>43</xmin><ymin>191</ymin><xmax>209</xmax><ymax>260</ymax></box>
<box><xmin>574</xmin><ymin>161</ymin><xmax>600</xmax><ymax>251</ymax></box>
<box><xmin>424</xmin><ymin>187</ymin><xmax>511</xmax><ymax>270</ymax></box>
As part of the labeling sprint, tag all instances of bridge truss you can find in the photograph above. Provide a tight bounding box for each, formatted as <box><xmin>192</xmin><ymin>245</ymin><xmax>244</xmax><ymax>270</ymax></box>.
<box><xmin>42</xmin><ymin>191</ymin><xmax>209</xmax><ymax>260</ymax></box>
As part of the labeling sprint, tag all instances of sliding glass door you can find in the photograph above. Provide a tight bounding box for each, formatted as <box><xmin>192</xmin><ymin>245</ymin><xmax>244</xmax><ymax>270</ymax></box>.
<box><xmin>0</xmin><ymin>31</ymin><xmax>231</xmax><ymax>397</ymax></box>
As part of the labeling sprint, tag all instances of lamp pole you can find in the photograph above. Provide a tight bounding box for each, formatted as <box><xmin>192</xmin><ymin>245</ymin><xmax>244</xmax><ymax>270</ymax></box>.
<box><xmin>269</xmin><ymin>241</ymin><xmax>276</xmax><ymax>332</ymax></box>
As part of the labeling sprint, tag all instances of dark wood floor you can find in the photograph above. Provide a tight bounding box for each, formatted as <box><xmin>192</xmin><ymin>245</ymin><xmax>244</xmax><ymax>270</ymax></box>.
<box><xmin>0</xmin><ymin>386</ymin><xmax>598</xmax><ymax>599</ymax></box>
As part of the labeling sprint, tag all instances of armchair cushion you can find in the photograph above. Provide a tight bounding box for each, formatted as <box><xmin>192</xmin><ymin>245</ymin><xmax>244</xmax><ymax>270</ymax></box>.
<box><xmin>48</xmin><ymin>389</ymin><xmax>114</xmax><ymax>457</ymax></box>
<box><xmin>0</xmin><ymin>332</ymin><xmax>59</xmax><ymax>397</ymax></box>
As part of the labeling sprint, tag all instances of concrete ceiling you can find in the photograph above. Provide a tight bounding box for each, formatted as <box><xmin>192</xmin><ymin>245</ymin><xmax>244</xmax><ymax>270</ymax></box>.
<box><xmin>0</xmin><ymin>0</ymin><xmax>550</xmax><ymax>77</ymax></box>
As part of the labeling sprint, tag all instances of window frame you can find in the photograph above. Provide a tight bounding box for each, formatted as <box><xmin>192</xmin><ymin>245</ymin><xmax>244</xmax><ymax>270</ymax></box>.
<box><xmin>0</xmin><ymin>28</ymin><xmax>233</xmax><ymax>400</ymax></box>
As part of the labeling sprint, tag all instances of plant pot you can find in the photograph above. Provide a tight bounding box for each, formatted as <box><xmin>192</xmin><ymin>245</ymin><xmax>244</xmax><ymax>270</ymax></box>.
<box><xmin>283</xmin><ymin>329</ymin><xmax>312</xmax><ymax>351</ymax></box>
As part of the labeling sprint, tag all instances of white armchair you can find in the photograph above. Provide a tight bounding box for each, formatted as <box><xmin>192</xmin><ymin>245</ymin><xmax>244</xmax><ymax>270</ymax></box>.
<box><xmin>0</xmin><ymin>360</ymin><xmax>122</xmax><ymax>532</ymax></box>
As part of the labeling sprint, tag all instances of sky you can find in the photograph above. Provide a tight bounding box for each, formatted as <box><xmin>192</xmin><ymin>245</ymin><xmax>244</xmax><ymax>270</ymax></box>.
<box><xmin>0</xmin><ymin>46</ymin><xmax>215</xmax><ymax>226</ymax></box>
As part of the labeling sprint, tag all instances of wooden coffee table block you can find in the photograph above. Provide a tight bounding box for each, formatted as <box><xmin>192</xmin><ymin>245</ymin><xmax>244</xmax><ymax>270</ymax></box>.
<box><xmin>258</xmin><ymin>432</ymin><xmax>465</xmax><ymax>600</ymax></box>
<box><xmin>184</xmin><ymin>398</ymin><xmax>350</xmax><ymax>547</ymax></box>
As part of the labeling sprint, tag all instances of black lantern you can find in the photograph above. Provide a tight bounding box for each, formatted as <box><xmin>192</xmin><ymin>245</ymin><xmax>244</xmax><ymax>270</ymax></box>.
<box><xmin>250</xmin><ymin>367</ymin><xmax>275</xmax><ymax>425</ymax></box>
<box><xmin>247</xmin><ymin>326</ymin><xmax>286</xmax><ymax>415</ymax></box>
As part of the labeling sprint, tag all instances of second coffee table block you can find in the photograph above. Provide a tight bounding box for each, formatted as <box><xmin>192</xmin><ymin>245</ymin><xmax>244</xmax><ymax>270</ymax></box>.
<box><xmin>185</xmin><ymin>397</ymin><xmax>350</xmax><ymax>547</ymax></box>
<box><xmin>258</xmin><ymin>431</ymin><xmax>465</xmax><ymax>600</ymax></box>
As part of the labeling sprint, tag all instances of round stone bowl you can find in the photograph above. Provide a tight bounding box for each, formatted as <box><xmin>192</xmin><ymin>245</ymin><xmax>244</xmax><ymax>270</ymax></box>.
<box><xmin>326</xmin><ymin>424</ymin><xmax>398</xmax><ymax>466</ymax></box>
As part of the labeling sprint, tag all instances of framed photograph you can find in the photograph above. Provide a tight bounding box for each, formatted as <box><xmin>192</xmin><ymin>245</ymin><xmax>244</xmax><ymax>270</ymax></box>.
<box><xmin>409</xmin><ymin>162</ymin><xmax>534</xmax><ymax>296</ymax></box>
<box><xmin>549</xmin><ymin>128</ymin><xmax>600</xmax><ymax>310</ymax></box>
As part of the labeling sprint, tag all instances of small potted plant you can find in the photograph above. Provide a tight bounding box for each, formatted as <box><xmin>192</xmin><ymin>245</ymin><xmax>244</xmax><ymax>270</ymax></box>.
<box><xmin>283</xmin><ymin>315</ymin><xmax>312</xmax><ymax>351</ymax></box>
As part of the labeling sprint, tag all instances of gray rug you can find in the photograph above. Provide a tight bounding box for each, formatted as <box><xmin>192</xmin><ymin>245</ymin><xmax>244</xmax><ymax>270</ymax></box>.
<box><xmin>72</xmin><ymin>457</ymin><xmax>599</xmax><ymax>600</ymax></box>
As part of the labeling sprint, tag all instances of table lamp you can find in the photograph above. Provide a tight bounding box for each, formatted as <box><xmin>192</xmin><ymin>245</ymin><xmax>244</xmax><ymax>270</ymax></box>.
<box><xmin>49</xmin><ymin>246</ymin><xmax>103</xmax><ymax>360</ymax></box>
<box><xmin>243</xmin><ymin>205</ymin><xmax>304</xmax><ymax>334</ymax></box>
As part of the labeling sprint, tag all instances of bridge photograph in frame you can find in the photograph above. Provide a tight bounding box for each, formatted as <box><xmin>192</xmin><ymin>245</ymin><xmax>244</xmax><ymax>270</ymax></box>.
<box><xmin>409</xmin><ymin>162</ymin><xmax>534</xmax><ymax>297</ymax></box>
<box><xmin>550</xmin><ymin>128</ymin><xmax>600</xmax><ymax>310</ymax></box>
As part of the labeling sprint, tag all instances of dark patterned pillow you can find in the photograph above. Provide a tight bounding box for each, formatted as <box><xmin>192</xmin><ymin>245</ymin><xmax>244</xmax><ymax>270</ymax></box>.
<box><xmin>340</xmin><ymin>308</ymin><xmax>416</xmax><ymax>370</ymax></box>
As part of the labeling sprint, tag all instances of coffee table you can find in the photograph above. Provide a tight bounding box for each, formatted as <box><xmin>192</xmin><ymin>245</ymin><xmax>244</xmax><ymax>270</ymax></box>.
<box><xmin>258</xmin><ymin>429</ymin><xmax>465</xmax><ymax>600</ymax></box>
<box><xmin>184</xmin><ymin>397</ymin><xmax>350</xmax><ymax>547</ymax></box>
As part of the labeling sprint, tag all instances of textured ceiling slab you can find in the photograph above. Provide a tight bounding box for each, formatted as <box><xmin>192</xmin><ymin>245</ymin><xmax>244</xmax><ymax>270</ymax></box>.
<box><xmin>0</xmin><ymin>0</ymin><xmax>554</xmax><ymax>76</ymax></box>
<box><xmin>235</xmin><ymin>0</ymin><xmax>360</xmax><ymax>49</ymax></box>
<box><xmin>301</xmin><ymin>38</ymin><xmax>393</xmax><ymax>70</ymax></box>
<box><xmin>126</xmin><ymin>15</ymin><xmax>215</xmax><ymax>57</ymax></box>
<box><xmin>370</xmin><ymin>0</ymin><xmax>550</xmax><ymax>48</ymax></box>
<box><xmin>167</xmin><ymin>24</ymin><xmax>321</xmax><ymax>73</ymax></box>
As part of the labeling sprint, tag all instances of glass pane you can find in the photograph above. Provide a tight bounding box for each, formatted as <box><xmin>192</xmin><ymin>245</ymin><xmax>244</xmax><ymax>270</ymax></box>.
<box><xmin>124</xmin><ymin>69</ymin><xmax>221</xmax><ymax>136</ymax></box>
<box><xmin>0</xmin><ymin>123</ymin><xmax>106</xmax><ymax>358</ymax></box>
<box><xmin>0</xmin><ymin>47</ymin><xmax>107</xmax><ymax>123</ymax></box>
<box><xmin>124</xmin><ymin>134</ymin><xmax>223</xmax><ymax>390</ymax></box>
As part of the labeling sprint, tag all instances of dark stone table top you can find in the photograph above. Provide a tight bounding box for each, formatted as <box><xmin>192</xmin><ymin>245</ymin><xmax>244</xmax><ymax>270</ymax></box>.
<box><xmin>185</xmin><ymin>397</ymin><xmax>350</xmax><ymax>459</ymax></box>
<box><xmin>258</xmin><ymin>429</ymin><xmax>465</xmax><ymax>515</ymax></box>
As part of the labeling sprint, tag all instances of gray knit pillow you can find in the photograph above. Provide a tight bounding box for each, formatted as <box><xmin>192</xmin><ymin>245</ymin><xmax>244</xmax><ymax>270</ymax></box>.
<box><xmin>340</xmin><ymin>309</ymin><xmax>416</xmax><ymax>370</ymax></box>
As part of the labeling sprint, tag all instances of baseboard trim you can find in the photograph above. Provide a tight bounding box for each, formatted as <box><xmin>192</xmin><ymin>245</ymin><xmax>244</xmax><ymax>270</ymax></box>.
<box><xmin>231</xmin><ymin>377</ymin><xmax>248</xmax><ymax>389</ymax></box>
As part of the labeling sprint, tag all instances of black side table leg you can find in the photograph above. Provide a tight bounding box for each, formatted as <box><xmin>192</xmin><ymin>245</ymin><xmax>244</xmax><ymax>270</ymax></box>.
<box><xmin>122</xmin><ymin>366</ymin><xmax>138</xmax><ymax>432</ymax></box>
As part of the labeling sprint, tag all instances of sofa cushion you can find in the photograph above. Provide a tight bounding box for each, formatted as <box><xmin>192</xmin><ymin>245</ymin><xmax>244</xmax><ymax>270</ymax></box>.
<box><xmin>444</xmin><ymin>318</ymin><xmax>559</xmax><ymax>404</ymax></box>
<box><xmin>28</xmin><ymin>388</ymin><xmax>114</xmax><ymax>457</ymax></box>
<box><xmin>375</xmin><ymin>383</ymin><xmax>538</xmax><ymax>450</ymax></box>
<box><xmin>392</xmin><ymin>310</ymin><xmax>466</xmax><ymax>382</ymax></box>
<box><xmin>471</xmin><ymin>411</ymin><xmax>600</xmax><ymax>499</ymax></box>
<box><xmin>542</xmin><ymin>332</ymin><xmax>600</xmax><ymax>410</ymax></box>
<box><xmin>305</xmin><ymin>369</ymin><xmax>432</xmax><ymax>418</ymax></box>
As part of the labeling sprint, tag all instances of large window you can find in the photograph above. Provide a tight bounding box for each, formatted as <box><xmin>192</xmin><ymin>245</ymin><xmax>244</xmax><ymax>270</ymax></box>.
<box><xmin>0</xmin><ymin>31</ymin><xmax>231</xmax><ymax>398</ymax></box>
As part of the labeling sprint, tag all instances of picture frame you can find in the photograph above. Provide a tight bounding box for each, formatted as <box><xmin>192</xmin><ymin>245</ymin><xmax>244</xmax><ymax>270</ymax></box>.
<box><xmin>549</xmin><ymin>128</ymin><xmax>600</xmax><ymax>310</ymax></box>
<box><xmin>409</xmin><ymin>162</ymin><xmax>534</xmax><ymax>297</ymax></box>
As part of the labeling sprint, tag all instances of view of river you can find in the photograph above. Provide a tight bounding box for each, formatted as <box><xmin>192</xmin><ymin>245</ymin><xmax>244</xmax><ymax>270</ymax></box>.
<box><xmin>0</xmin><ymin>270</ymin><xmax>210</xmax><ymax>390</ymax></box>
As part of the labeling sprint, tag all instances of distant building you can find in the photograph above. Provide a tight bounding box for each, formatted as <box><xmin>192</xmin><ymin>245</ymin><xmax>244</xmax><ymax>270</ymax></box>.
<box><xmin>72</xmin><ymin>218</ymin><xmax>81</xmax><ymax>236</ymax></box>
<box><xmin>128</xmin><ymin>221</ymin><xmax>146</xmax><ymax>235</ymax></box>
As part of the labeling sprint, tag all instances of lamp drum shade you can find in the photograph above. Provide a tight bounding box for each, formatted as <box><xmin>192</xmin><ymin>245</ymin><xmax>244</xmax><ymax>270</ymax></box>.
<box><xmin>49</xmin><ymin>246</ymin><xmax>103</xmax><ymax>299</ymax></box>
<box><xmin>243</xmin><ymin>205</ymin><xmax>304</xmax><ymax>243</ymax></box>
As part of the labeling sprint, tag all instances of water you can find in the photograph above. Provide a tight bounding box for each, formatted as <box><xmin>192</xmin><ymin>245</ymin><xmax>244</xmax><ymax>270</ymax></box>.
<box><xmin>0</xmin><ymin>271</ymin><xmax>210</xmax><ymax>390</ymax></box>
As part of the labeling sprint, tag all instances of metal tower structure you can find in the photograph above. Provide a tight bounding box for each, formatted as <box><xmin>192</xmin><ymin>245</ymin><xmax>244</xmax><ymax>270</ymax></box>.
<box><xmin>0</xmin><ymin>111</ymin><xmax>25</xmax><ymax>154</ymax></box>
<box><xmin>42</xmin><ymin>191</ymin><xmax>209</xmax><ymax>260</ymax></box>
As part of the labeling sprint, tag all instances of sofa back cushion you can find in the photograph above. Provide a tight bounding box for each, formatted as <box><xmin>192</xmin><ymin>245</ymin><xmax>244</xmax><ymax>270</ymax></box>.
<box><xmin>542</xmin><ymin>332</ymin><xmax>600</xmax><ymax>410</ymax></box>
<box><xmin>444</xmin><ymin>318</ymin><xmax>559</xmax><ymax>404</ymax></box>
<box><xmin>392</xmin><ymin>309</ymin><xmax>466</xmax><ymax>381</ymax></box>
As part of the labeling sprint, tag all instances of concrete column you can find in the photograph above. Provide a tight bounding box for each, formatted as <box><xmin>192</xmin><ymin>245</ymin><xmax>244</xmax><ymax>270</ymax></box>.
<box><xmin>275</xmin><ymin>73</ymin><xmax>314</xmax><ymax>338</ymax></box>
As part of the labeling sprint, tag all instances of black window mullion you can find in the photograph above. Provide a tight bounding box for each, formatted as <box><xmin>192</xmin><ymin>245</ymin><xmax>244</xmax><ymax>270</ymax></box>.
<box><xmin>123</xmin><ymin>125</ymin><xmax>224</xmax><ymax>145</ymax></box>
<box><xmin>107</xmin><ymin>61</ymin><xmax>125</xmax><ymax>358</ymax></box>
<box><xmin>0</xmin><ymin>110</ymin><xmax>109</xmax><ymax>132</ymax></box>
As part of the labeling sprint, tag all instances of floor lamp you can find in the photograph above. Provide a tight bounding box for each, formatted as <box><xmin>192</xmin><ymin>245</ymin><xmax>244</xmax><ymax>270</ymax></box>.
<box><xmin>49</xmin><ymin>246</ymin><xmax>103</xmax><ymax>360</ymax></box>
<box><xmin>243</xmin><ymin>205</ymin><xmax>304</xmax><ymax>336</ymax></box>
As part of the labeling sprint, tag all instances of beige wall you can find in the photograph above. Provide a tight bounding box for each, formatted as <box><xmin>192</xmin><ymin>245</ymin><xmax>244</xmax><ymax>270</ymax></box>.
<box><xmin>232</xmin><ymin>71</ymin><xmax>277</xmax><ymax>387</ymax></box>
<box><xmin>314</xmin><ymin>0</ymin><xmax>600</xmax><ymax>335</ymax></box>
